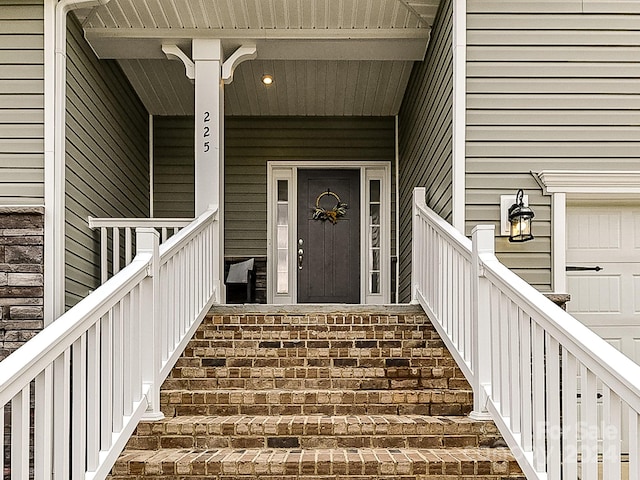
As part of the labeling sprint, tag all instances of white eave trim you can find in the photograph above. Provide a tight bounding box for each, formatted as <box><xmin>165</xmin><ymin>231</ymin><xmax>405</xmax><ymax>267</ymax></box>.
<box><xmin>538</xmin><ymin>170</ymin><xmax>640</xmax><ymax>195</ymax></box>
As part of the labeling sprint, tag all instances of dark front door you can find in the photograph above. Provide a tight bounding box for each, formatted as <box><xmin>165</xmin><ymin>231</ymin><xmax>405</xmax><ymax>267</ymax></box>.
<box><xmin>297</xmin><ymin>169</ymin><xmax>360</xmax><ymax>303</ymax></box>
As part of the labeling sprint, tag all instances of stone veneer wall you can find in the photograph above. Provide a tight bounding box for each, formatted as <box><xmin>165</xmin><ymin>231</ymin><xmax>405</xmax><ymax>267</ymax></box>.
<box><xmin>0</xmin><ymin>207</ymin><xmax>45</xmax><ymax>361</ymax></box>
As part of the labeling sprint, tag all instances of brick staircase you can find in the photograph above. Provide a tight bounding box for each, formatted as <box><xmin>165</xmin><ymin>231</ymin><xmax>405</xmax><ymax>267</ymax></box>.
<box><xmin>109</xmin><ymin>306</ymin><xmax>524</xmax><ymax>479</ymax></box>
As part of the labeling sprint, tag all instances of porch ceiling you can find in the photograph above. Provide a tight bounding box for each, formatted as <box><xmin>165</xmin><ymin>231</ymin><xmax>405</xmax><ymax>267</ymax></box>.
<box><xmin>76</xmin><ymin>0</ymin><xmax>440</xmax><ymax>116</ymax></box>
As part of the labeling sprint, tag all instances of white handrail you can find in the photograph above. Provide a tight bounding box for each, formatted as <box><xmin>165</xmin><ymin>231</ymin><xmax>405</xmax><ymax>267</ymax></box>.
<box><xmin>0</xmin><ymin>207</ymin><xmax>219</xmax><ymax>480</ymax></box>
<box><xmin>412</xmin><ymin>187</ymin><xmax>640</xmax><ymax>480</ymax></box>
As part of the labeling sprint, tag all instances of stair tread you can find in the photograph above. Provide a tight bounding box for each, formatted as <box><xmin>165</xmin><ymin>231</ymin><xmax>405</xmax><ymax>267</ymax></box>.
<box><xmin>113</xmin><ymin>447</ymin><xmax>521</xmax><ymax>477</ymax></box>
<box><xmin>135</xmin><ymin>414</ymin><xmax>496</xmax><ymax>434</ymax></box>
<box><xmin>140</xmin><ymin>414</ymin><xmax>486</xmax><ymax>425</ymax></box>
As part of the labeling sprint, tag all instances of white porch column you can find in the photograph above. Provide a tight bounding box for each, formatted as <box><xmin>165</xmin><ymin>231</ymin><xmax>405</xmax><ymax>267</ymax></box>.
<box><xmin>192</xmin><ymin>39</ymin><xmax>223</xmax><ymax>215</ymax></box>
<box><xmin>192</xmin><ymin>39</ymin><xmax>225</xmax><ymax>301</ymax></box>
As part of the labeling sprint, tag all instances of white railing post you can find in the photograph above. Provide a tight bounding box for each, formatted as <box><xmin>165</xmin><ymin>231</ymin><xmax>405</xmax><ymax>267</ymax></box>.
<box><xmin>136</xmin><ymin>227</ymin><xmax>164</xmax><ymax>420</ymax></box>
<box><xmin>210</xmin><ymin>204</ymin><xmax>221</xmax><ymax>303</ymax></box>
<box><xmin>470</xmin><ymin>224</ymin><xmax>494</xmax><ymax>420</ymax></box>
<box><xmin>412</xmin><ymin>187</ymin><xmax>427</xmax><ymax>304</ymax></box>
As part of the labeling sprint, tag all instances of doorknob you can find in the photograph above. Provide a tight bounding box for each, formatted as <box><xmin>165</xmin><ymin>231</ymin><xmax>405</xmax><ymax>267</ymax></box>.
<box><xmin>298</xmin><ymin>247</ymin><xmax>304</xmax><ymax>270</ymax></box>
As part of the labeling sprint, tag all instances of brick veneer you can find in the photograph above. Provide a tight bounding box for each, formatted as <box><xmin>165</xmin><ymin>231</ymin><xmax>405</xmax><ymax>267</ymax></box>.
<box><xmin>0</xmin><ymin>206</ymin><xmax>45</xmax><ymax>361</ymax></box>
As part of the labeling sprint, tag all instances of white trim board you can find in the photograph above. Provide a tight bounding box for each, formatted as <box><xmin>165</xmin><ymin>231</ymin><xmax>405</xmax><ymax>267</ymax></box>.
<box><xmin>267</xmin><ymin>161</ymin><xmax>392</xmax><ymax>305</ymax></box>
<box><xmin>452</xmin><ymin>0</ymin><xmax>466</xmax><ymax>233</ymax></box>
<box><xmin>538</xmin><ymin>170</ymin><xmax>640</xmax><ymax>195</ymax></box>
<box><xmin>537</xmin><ymin>170</ymin><xmax>640</xmax><ymax>294</ymax></box>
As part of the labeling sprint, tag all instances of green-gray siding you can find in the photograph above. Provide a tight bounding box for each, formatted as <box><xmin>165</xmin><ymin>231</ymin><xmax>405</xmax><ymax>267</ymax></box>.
<box><xmin>466</xmin><ymin>0</ymin><xmax>640</xmax><ymax>291</ymax></box>
<box><xmin>0</xmin><ymin>0</ymin><xmax>44</xmax><ymax>205</ymax></box>
<box><xmin>153</xmin><ymin>116</ymin><xmax>195</xmax><ymax>218</ymax></box>
<box><xmin>397</xmin><ymin>0</ymin><xmax>453</xmax><ymax>303</ymax></box>
<box><xmin>153</xmin><ymin>116</ymin><xmax>395</xmax><ymax>258</ymax></box>
<box><xmin>65</xmin><ymin>16</ymin><xmax>149</xmax><ymax>308</ymax></box>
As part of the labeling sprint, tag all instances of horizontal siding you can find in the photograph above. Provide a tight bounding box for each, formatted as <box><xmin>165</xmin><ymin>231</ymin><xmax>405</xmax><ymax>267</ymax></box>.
<box><xmin>397</xmin><ymin>0</ymin><xmax>453</xmax><ymax>303</ymax></box>
<box><xmin>153</xmin><ymin>116</ymin><xmax>395</xmax><ymax>259</ymax></box>
<box><xmin>466</xmin><ymin>0</ymin><xmax>640</xmax><ymax>291</ymax></box>
<box><xmin>153</xmin><ymin>116</ymin><xmax>195</xmax><ymax>218</ymax></box>
<box><xmin>0</xmin><ymin>0</ymin><xmax>44</xmax><ymax>205</ymax></box>
<box><xmin>65</xmin><ymin>16</ymin><xmax>149</xmax><ymax>308</ymax></box>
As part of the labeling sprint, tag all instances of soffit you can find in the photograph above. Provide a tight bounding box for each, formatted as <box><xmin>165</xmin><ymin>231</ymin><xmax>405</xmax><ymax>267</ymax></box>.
<box><xmin>75</xmin><ymin>0</ymin><xmax>440</xmax><ymax>116</ymax></box>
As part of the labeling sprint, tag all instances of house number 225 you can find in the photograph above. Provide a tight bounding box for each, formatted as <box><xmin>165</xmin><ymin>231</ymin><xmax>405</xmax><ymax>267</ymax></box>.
<box><xmin>203</xmin><ymin>111</ymin><xmax>210</xmax><ymax>152</ymax></box>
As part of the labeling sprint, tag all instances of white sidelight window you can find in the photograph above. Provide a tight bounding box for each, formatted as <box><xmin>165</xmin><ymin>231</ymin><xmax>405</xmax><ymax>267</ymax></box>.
<box><xmin>276</xmin><ymin>179</ymin><xmax>290</xmax><ymax>294</ymax></box>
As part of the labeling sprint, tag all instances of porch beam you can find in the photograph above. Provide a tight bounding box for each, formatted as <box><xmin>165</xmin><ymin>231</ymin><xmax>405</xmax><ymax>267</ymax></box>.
<box><xmin>83</xmin><ymin>35</ymin><xmax>429</xmax><ymax>61</ymax></box>
<box><xmin>86</xmin><ymin>27</ymin><xmax>429</xmax><ymax>40</ymax></box>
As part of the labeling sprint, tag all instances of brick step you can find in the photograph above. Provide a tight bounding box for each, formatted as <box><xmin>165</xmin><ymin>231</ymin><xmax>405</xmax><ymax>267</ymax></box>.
<box><xmin>193</xmin><ymin>324</ymin><xmax>440</xmax><ymax>339</ymax></box>
<box><xmin>181</xmin><ymin>347</ymin><xmax>453</xmax><ymax>363</ymax></box>
<box><xmin>193</xmin><ymin>330</ymin><xmax>440</xmax><ymax>342</ymax></box>
<box><xmin>186</xmin><ymin>339</ymin><xmax>444</xmax><ymax>352</ymax></box>
<box><xmin>171</xmin><ymin>356</ymin><xmax>462</xmax><ymax>378</ymax></box>
<box><xmin>162</xmin><ymin>374</ymin><xmax>468</xmax><ymax>392</ymax></box>
<box><xmin>108</xmin><ymin>447</ymin><xmax>523</xmax><ymax>479</ymax></box>
<box><xmin>128</xmin><ymin>415</ymin><xmax>503</xmax><ymax>450</ymax></box>
<box><xmin>160</xmin><ymin>389</ymin><xmax>473</xmax><ymax>417</ymax></box>
<box><xmin>203</xmin><ymin>312</ymin><xmax>430</xmax><ymax>327</ymax></box>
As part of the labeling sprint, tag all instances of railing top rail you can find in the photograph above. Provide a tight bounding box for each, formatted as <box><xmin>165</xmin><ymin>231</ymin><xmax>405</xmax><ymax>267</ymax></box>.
<box><xmin>482</xmin><ymin>256</ymin><xmax>640</xmax><ymax>411</ymax></box>
<box><xmin>413</xmin><ymin>188</ymin><xmax>472</xmax><ymax>255</ymax></box>
<box><xmin>88</xmin><ymin>217</ymin><xmax>193</xmax><ymax>229</ymax></box>
<box><xmin>159</xmin><ymin>207</ymin><xmax>218</xmax><ymax>264</ymax></box>
<box><xmin>0</xmin><ymin>255</ymin><xmax>150</xmax><ymax>406</ymax></box>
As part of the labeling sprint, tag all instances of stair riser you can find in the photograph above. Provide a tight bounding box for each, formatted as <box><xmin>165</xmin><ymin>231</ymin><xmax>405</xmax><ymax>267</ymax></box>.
<box><xmin>161</xmin><ymin>404</ymin><xmax>472</xmax><ymax>417</ymax></box>
<box><xmin>161</xmin><ymin>390</ymin><xmax>473</xmax><ymax>406</ymax></box>
<box><xmin>202</xmin><ymin>314</ymin><xmax>432</xmax><ymax>327</ymax></box>
<box><xmin>132</xmin><ymin>415</ymin><xmax>498</xmax><ymax>447</ymax></box>
<box><xmin>171</xmin><ymin>357</ymin><xmax>463</xmax><ymax>371</ymax></box>
<box><xmin>162</xmin><ymin>377</ymin><xmax>468</xmax><ymax>390</ymax></box>
<box><xmin>178</xmin><ymin>349</ymin><xmax>457</xmax><ymax>362</ymax></box>
<box><xmin>190</xmin><ymin>335</ymin><xmax>442</xmax><ymax>344</ymax></box>
<box><xmin>109</xmin><ymin>448</ymin><xmax>521</xmax><ymax>478</ymax></box>
<box><xmin>128</xmin><ymin>434</ymin><xmax>502</xmax><ymax>450</ymax></box>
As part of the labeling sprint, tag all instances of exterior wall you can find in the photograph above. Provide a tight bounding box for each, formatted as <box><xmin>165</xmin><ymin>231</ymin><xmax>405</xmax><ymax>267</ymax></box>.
<box><xmin>153</xmin><ymin>116</ymin><xmax>396</xmax><ymax>257</ymax></box>
<box><xmin>397</xmin><ymin>0</ymin><xmax>453</xmax><ymax>303</ymax></box>
<box><xmin>466</xmin><ymin>0</ymin><xmax>640</xmax><ymax>291</ymax></box>
<box><xmin>65</xmin><ymin>16</ymin><xmax>149</xmax><ymax>308</ymax></box>
<box><xmin>0</xmin><ymin>207</ymin><xmax>44</xmax><ymax>361</ymax></box>
<box><xmin>0</xmin><ymin>0</ymin><xmax>45</xmax><ymax>205</ymax></box>
<box><xmin>153</xmin><ymin>116</ymin><xmax>195</xmax><ymax>218</ymax></box>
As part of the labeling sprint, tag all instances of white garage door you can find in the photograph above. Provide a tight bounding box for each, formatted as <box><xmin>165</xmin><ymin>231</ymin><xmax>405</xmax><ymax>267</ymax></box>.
<box><xmin>566</xmin><ymin>204</ymin><xmax>640</xmax><ymax>364</ymax></box>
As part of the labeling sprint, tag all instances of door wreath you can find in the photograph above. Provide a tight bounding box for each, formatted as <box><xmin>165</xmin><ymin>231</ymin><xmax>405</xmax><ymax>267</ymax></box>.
<box><xmin>312</xmin><ymin>190</ymin><xmax>348</xmax><ymax>224</ymax></box>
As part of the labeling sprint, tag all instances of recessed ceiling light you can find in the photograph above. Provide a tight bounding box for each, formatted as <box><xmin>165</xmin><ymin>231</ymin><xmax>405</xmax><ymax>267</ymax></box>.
<box><xmin>262</xmin><ymin>74</ymin><xmax>273</xmax><ymax>86</ymax></box>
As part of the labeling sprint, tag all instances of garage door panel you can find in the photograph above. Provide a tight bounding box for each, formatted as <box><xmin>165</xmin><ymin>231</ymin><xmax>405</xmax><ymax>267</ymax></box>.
<box><xmin>567</xmin><ymin>204</ymin><xmax>640</xmax><ymax>364</ymax></box>
<box><xmin>567</xmin><ymin>274</ymin><xmax>621</xmax><ymax>314</ymax></box>
<box><xmin>568</xmin><ymin>210</ymin><xmax>621</xmax><ymax>250</ymax></box>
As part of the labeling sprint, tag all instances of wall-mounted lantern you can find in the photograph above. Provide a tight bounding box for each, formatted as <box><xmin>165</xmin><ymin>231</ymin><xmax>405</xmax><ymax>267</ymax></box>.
<box><xmin>508</xmin><ymin>189</ymin><xmax>535</xmax><ymax>242</ymax></box>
